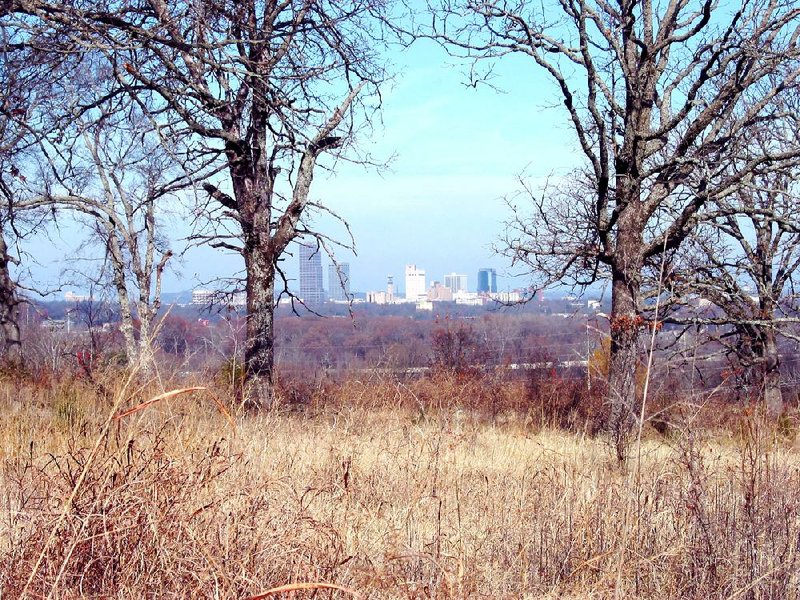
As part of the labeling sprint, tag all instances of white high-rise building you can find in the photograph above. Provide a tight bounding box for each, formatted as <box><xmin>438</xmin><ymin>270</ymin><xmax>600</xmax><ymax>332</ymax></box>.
<box><xmin>405</xmin><ymin>264</ymin><xmax>427</xmax><ymax>301</ymax></box>
<box><xmin>443</xmin><ymin>273</ymin><xmax>468</xmax><ymax>294</ymax></box>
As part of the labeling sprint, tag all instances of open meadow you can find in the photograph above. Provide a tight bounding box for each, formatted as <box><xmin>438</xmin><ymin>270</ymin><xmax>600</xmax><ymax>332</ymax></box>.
<box><xmin>1</xmin><ymin>369</ymin><xmax>799</xmax><ymax>599</ymax></box>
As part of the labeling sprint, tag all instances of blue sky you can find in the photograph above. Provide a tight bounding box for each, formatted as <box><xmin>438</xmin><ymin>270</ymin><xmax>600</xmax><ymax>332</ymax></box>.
<box><xmin>28</xmin><ymin>39</ymin><xmax>584</xmax><ymax>297</ymax></box>
<box><xmin>298</xmin><ymin>42</ymin><xmax>581</xmax><ymax>294</ymax></box>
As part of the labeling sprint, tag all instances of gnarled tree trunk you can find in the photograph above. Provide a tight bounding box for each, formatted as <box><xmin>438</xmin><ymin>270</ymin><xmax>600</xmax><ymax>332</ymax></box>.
<box><xmin>607</xmin><ymin>206</ymin><xmax>647</xmax><ymax>460</ymax></box>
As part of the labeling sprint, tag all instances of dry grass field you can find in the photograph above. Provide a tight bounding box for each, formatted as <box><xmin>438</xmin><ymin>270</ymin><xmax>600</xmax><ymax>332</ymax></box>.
<box><xmin>1</xmin><ymin>369</ymin><xmax>800</xmax><ymax>599</ymax></box>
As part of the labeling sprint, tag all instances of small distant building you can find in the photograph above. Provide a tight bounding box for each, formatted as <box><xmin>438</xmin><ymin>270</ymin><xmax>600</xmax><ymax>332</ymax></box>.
<box><xmin>65</xmin><ymin>291</ymin><xmax>91</xmax><ymax>303</ymax></box>
<box><xmin>454</xmin><ymin>291</ymin><xmax>484</xmax><ymax>306</ymax></box>
<box><xmin>367</xmin><ymin>290</ymin><xmax>390</xmax><ymax>304</ymax></box>
<box><xmin>192</xmin><ymin>289</ymin><xmax>214</xmax><ymax>305</ymax></box>
<box><xmin>588</xmin><ymin>299</ymin><xmax>602</xmax><ymax>311</ymax></box>
<box><xmin>443</xmin><ymin>272</ymin><xmax>468</xmax><ymax>294</ymax></box>
<box><xmin>428</xmin><ymin>281</ymin><xmax>453</xmax><ymax>302</ymax></box>
<box><xmin>230</xmin><ymin>292</ymin><xmax>246</xmax><ymax>307</ymax></box>
<box><xmin>416</xmin><ymin>299</ymin><xmax>434</xmax><ymax>311</ymax></box>
<box><xmin>491</xmin><ymin>290</ymin><xmax>522</xmax><ymax>303</ymax></box>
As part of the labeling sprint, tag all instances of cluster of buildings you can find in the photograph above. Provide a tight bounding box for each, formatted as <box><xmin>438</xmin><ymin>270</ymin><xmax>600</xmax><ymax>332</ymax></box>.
<box><xmin>191</xmin><ymin>289</ymin><xmax>247</xmax><ymax>307</ymax></box>
<box><xmin>188</xmin><ymin>244</ymin><xmax>525</xmax><ymax>309</ymax></box>
<box><xmin>366</xmin><ymin>266</ymin><xmax>524</xmax><ymax>309</ymax></box>
<box><xmin>296</xmin><ymin>249</ymin><xmax>525</xmax><ymax>308</ymax></box>
<box><xmin>295</xmin><ymin>244</ymin><xmax>514</xmax><ymax>308</ymax></box>
<box><xmin>191</xmin><ymin>243</ymin><xmax>350</xmax><ymax>308</ymax></box>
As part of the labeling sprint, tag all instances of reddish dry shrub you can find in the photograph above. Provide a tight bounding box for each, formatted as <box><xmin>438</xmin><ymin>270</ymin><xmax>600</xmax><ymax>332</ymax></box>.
<box><xmin>274</xmin><ymin>368</ymin><xmax>338</xmax><ymax>410</ymax></box>
<box><xmin>404</xmin><ymin>370</ymin><xmax>514</xmax><ymax>416</ymax></box>
<box><xmin>267</xmin><ymin>364</ymin><xmax>612</xmax><ymax>433</ymax></box>
<box><xmin>429</xmin><ymin>321</ymin><xmax>488</xmax><ymax>377</ymax></box>
<box><xmin>641</xmin><ymin>386</ymin><xmax>791</xmax><ymax>438</ymax></box>
<box><xmin>524</xmin><ymin>368</ymin><xmax>607</xmax><ymax>434</ymax></box>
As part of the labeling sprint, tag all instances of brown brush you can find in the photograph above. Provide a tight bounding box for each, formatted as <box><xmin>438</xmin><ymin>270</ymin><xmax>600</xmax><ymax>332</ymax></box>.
<box><xmin>247</xmin><ymin>582</ymin><xmax>360</xmax><ymax>599</ymax></box>
<box><xmin>114</xmin><ymin>386</ymin><xmax>235</xmax><ymax>429</ymax></box>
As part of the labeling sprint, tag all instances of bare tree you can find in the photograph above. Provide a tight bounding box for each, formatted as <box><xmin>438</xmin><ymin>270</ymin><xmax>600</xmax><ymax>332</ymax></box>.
<box><xmin>41</xmin><ymin>84</ymin><xmax>185</xmax><ymax>372</ymax></box>
<box><xmin>664</xmin><ymin>164</ymin><xmax>800</xmax><ymax>417</ymax></box>
<box><xmin>422</xmin><ymin>0</ymin><xmax>800</xmax><ymax>458</ymax></box>
<box><xmin>0</xmin><ymin>4</ymin><xmax>183</xmax><ymax>372</ymax></box>
<box><xmin>14</xmin><ymin>0</ymin><xmax>389</xmax><ymax>406</ymax></box>
<box><xmin>0</xmin><ymin>10</ymin><xmax>66</xmax><ymax>363</ymax></box>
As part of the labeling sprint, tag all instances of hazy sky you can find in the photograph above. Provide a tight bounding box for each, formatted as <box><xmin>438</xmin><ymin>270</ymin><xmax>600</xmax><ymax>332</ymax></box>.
<box><xmin>29</xmin><ymin>38</ymin><xmax>584</xmax><ymax>297</ymax></box>
<box><xmin>276</xmin><ymin>41</ymin><xmax>582</xmax><ymax>295</ymax></box>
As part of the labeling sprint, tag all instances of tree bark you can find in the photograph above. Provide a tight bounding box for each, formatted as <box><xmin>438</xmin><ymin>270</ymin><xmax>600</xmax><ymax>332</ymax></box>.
<box><xmin>762</xmin><ymin>330</ymin><xmax>783</xmax><ymax>418</ymax></box>
<box><xmin>243</xmin><ymin>245</ymin><xmax>276</xmax><ymax>409</ymax></box>
<box><xmin>105</xmin><ymin>229</ymin><xmax>138</xmax><ymax>367</ymax></box>
<box><xmin>0</xmin><ymin>231</ymin><xmax>21</xmax><ymax>363</ymax></box>
<box><xmin>608</xmin><ymin>268</ymin><xmax>641</xmax><ymax>461</ymax></box>
<box><xmin>607</xmin><ymin>165</ymin><xmax>647</xmax><ymax>460</ymax></box>
<box><xmin>136</xmin><ymin>314</ymin><xmax>155</xmax><ymax>376</ymax></box>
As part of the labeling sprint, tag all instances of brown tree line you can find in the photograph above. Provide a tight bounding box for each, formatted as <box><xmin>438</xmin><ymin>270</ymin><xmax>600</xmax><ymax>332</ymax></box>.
<box><xmin>1</xmin><ymin>1</ymin><xmax>800</xmax><ymax>447</ymax></box>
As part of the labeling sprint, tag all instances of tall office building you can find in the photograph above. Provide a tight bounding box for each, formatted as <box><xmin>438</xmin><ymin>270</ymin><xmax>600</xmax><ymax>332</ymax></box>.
<box><xmin>299</xmin><ymin>244</ymin><xmax>324</xmax><ymax>304</ymax></box>
<box><xmin>443</xmin><ymin>272</ymin><xmax>468</xmax><ymax>294</ymax></box>
<box><xmin>327</xmin><ymin>263</ymin><xmax>350</xmax><ymax>301</ymax></box>
<box><xmin>477</xmin><ymin>268</ymin><xmax>498</xmax><ymax>294</ymax></box>
<box><xmin>405</xmin><ymin>264</ymin><xmax>427</xmax><ymax>301</ymax></box>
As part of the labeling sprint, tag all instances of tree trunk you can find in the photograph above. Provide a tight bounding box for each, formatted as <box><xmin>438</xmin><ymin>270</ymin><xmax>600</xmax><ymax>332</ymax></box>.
<box><xmin>606</xmin><ymin>206</ymin><xmax>645</xmax><ymax>461</ymax></box>
<box><xmin>112</xmin><ymin>276</ymin><xmax>138</xmax><ymax>368</ymax></box>
<box><xmin>0</xmin><ymin>232</ymin><xmax>21</xmax><ymax>363</ymax></box>
<box><xmin>137</xmin><ymin>311</ymin><xmax>155</xmax><ymax>376</ymax></box>
<box><xmin>243</xmin><ymin>246</ymin><xmax>276</xmax><ymax>409</ymax></box>
<box><xmin>762</xmin><ymin>330</ymin><xmax>783</xmax><ymax>418</ymax></box>
<box><xmin>608</xmin><ymin>270</ymin><xmax>642</xmax><ymax>461</ymax></box>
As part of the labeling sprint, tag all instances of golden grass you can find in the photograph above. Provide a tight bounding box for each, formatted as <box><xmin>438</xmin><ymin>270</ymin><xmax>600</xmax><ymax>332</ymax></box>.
<box><xmin>0</xmin><ymin>373</ymin><xmax>799</xmax><ymax>598</ymax></box>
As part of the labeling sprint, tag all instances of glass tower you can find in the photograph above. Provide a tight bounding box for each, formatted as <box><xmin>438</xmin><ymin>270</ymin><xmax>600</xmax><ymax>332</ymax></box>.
<box><xmin>299</xmin><ymin>244</ymin><xmax>324</xmax><ymax>304</ymax></box>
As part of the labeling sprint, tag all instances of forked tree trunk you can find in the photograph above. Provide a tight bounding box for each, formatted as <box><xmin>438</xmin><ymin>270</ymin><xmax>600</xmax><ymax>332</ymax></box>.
<box><xmin>109</xmin><ymin>257</ymin><xmax>138</xmax><ymax>368</ymax></box>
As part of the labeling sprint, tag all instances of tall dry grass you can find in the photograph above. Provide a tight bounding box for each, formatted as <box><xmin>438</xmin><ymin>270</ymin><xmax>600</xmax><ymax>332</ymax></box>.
<box><xmin>1</xmin><ymin>368</ymin><xmax>799</xmax><ymax>598</ymax></box>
